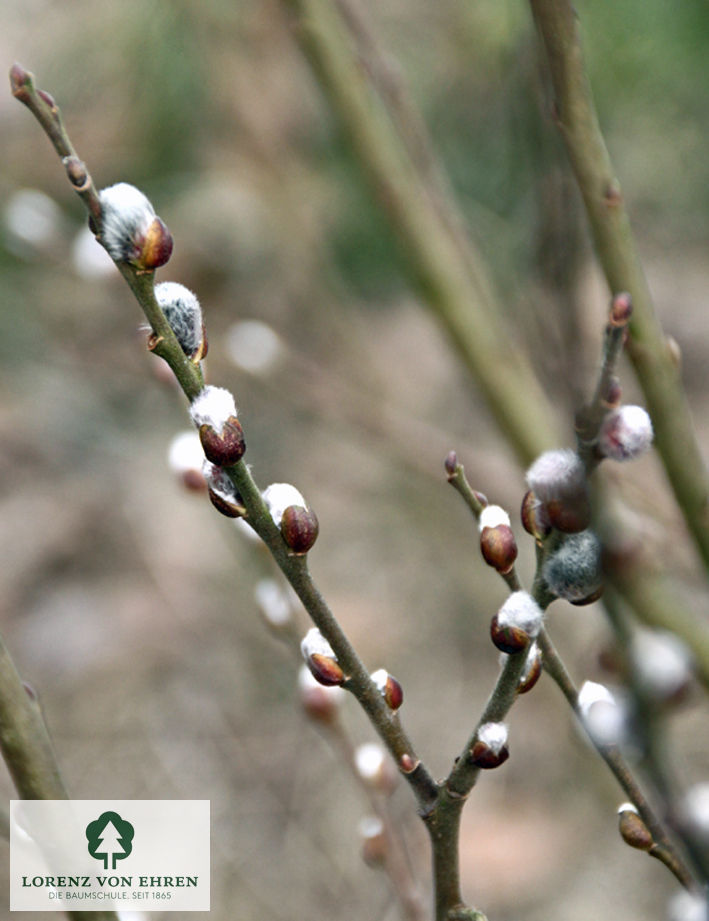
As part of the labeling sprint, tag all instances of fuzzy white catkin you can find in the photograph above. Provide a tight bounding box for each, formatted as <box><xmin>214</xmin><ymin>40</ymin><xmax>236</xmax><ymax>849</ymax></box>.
<box><xmin>598</xmin><ymin>405</ymin><xmax>653</xmax><ymax>462</ymax></box>
<box><xmin>478</xmin><ymin>505</ymin><xmax>511</xmax><ymax>531</ymax></box>
<box><xmin>300</xmin><ymin>627</ymin><xmax>336</xmax><ymax>663</ymax></box>
<box><xmin>155</xmin><ymin>282</ymin><xmax>203</xmax><ymax>356</ymax></box>
<box><xmin>525</xmin><ymin>449</ymin><xmax>586</xmax><ymax>501</ymax></box>
<box><xmin>477</xmin><ymin>722</ymin><xmax>508</xmax><ymax>753</ymax></box>
<box><xmin>370</xmin><ymin>669</ymin><xmax>389</xmax><ymax>693</ymax></box>
<box><xmin>617</xmin><ymin>802</ymin><xmax>638</xmax><ymax>816</ymax></box>
<box><xmin>262</xmin><ymin>483</ymin><xmax>307</xmax><ymax>527</ymax></box>
<box><xmin>98</xmin><ymin>183</ymin><xmax>155</xmax><ymax>262</ymax></box>
<box><xmin>190</xmin><ymin>386</ymin><xmax>237</xmax><ymax>434</ymax></box>
<box><xmin>496</xmin><ymin>591</ymin><xmax>544</xmax><ymax>637</ymax></box>
<box><xmin>543</xmin><ymin>530</ymin><xmax>602</xmax><ymax>602</ymax></box>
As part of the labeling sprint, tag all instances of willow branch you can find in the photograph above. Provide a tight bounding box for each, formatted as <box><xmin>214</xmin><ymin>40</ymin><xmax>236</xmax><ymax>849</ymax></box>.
<box><xmin>280</xmin><ymin>0</ymin><xmax>561</xmax><ymax>466</ymax></box>
<box><xmin>529</xmin><ymin>0</ymin><xmax>709</xmax><ymax>572</ymax></box>
<box><xmin>10</xmin><ymin>63</ymin><xmax>439</xmax><ymax>818</ymax></box>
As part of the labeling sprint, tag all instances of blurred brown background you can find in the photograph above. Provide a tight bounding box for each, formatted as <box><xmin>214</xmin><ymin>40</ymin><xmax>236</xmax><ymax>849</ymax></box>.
<box><xmin>2</xmin><ymin>1</ymin><xmax>709</xmax><ymax>919</ymax></box>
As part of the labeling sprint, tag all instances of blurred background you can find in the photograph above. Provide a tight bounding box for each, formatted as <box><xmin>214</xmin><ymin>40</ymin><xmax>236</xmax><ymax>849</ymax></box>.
<box><xmin>1</xmin><ymin>1</ymin><xmax>709</xmax><ymax>919</ymax></box>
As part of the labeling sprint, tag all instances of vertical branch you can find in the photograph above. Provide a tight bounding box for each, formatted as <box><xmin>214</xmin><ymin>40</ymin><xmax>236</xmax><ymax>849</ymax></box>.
<box><xmin>0</xmin><ymin>637</ymin><xmax>119</xmax><ymax>921</ymax></box>
<box><xmin>528</xmin><ymin>0</ymin><xmax>709</xmax><ymax>571</ymax></box>
<box><xmin>280</xmin><ymin>0</ymin><xmax>561</xmax><ymax>465</ymax></box>
<box><xmin>0</xmin><ymin>636</ymin><xmax>67</xmax><ymax>801</ymax></box>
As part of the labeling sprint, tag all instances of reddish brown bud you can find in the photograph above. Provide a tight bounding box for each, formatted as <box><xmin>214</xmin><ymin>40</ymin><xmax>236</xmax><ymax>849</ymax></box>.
<box><xmin>9</xmin><ymin>63</ymin><xmax>31</xmax><ymax>97</ymax></box>
<box><xmin>384</xmin><ymin>674</ymin><xmax>403</xmax><ymax>711</ymax></box>
<box><xmin>473</xmin><ymin>491</ymin><xmax>488</xmax><ymax>507</ymax></box>
<box><xmin>444</xmin><ymin>450</ymin><xmax>458</xmax><ymax>477</ymax></box>
<box><xmin>480</xmin><ymin>524</ymin><xmax>518</xmax><ymax>574</ymax></box>
<box><xmin>199</xmin><ymin>418</ymin><xmax>246</xmax><ymax>467</ymax></box>
<box><xmin>207</xmin><ymin>486</ymin><xmax>246</xmax><ymax>518</ymax></box>
<box><xmin>307</xmin><ymin>652</ymin><xmax>345</xmax><ymax>687</ymax></box>
<box><xmin>490</xmin><ymin>614</ymin><xmax>530</xmax><ymax>655</ymax></box>
<box><xmin>517</xmin><ymin>646</ymin><xmax>543</xmax><ymax>695</ymax></box>
<box><xmin>618</xmin><ymin>805</ymin><xmax>653</xmax><ymax>851</ymax></box>
<box><xmin>281</xmin><ymin>505</ymin><xmax>319</xmax><ymax>554</ymax></box>
<box><xmin>372</xmin><ymin>669</ymin><xmax>403</xmax><ymax>711</ymax></box>
<box><xmin>545</xmin><ymin>492</ymin><xmax>591</xmax><ymax>534</ymax></box>
<box><xmin>520</xmin><ymin>490</ymin><xmax>551</xmax><ymax>540</ymax></box>
<box><xmin>399</xmin><ymin>753</ymin><xmax>418</xmax><ymax>774</ymax></box>
<box><xmin>609</xmin><ymin>292</ymin><xmax>633</xmax><ymax>327</ymax></box>
<box><xmin>138</xmin><ymin>216</ymin><xmax>173</xmax><ymax>270</ymax></box>
<box><xmin>469</xmin><ymin>724</ymin><xmax>509</xmax><ymax>769</ymax></box>
<box><xmin>63</xmin><ymin>156</ymin><xmax>89</xmax><ymax>191</ymax></box>
<box><xmin>469</xmin><ymin>740</ymin><xmax>509</xmax><ymax>769</ymax></box>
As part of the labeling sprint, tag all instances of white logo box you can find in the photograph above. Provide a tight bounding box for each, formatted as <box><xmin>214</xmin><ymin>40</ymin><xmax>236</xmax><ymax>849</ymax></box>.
<box><xmin>10</xmin><ymin>800</ymin><xmax>209</xmax><ymax>911</ymax></box>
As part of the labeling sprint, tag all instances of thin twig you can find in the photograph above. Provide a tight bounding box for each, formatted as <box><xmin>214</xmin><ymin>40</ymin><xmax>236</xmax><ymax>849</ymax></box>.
<box><xmin>10</xmin><ymin>62</ymin><xmax>439</xmax><ymax>821</ymax></box>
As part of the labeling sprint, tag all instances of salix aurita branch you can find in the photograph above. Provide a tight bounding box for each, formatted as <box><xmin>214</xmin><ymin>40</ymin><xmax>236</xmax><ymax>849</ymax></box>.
<box><xmin>10</xmin><ymin>58</ymin><xmax>438</xmax><ymax>825</ymax></box>
<box><xmin>11</xmin><ymin>53</ymin><xmax>705</xmax><ymax>921</ymax></box>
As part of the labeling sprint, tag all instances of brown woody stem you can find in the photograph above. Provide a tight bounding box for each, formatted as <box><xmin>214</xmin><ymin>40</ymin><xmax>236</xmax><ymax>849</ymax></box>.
<box><xmin>10</xmin><ymin>62</ymin><xmax>439</xmax><ymax>823</ymax></box>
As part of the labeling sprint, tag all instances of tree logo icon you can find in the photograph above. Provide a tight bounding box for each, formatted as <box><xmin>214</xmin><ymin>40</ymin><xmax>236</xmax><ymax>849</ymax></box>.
<box><xmin>85</xmin><ymin>811</ymin><xmax>134</xmax><ymax>870</ymax></box>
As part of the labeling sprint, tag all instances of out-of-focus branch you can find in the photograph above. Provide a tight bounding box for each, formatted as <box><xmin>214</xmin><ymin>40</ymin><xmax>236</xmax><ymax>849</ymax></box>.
<box><xmin>280</xmin><ymin>0</ymin><xmax>561</xmax><ymax>466</ymax></box>
<box><xmin>528</xmin><ymin>0</ymin><xmax>709</xmax><ymax>572</ymax></box>
<box><xmin>0</xmin><ymin>637</ymin><xmax>118</xmax><ymax>921</ymax></box>
<box><xmin>537</xmin><ymin>628</ymin><xmax>696</xmax><ymax>889</ymax></box>
<box><xmin>0</xmin><ymin>640</ymin><xmax>66</xmax><ymax>802</ymax></box>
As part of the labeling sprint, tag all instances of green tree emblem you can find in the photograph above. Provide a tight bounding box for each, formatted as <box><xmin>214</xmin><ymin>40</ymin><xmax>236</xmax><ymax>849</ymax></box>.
<box><xmin>85</xmin><ymin>811</ymin><xmax>134</xmax><ymax>870</ymax></box>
